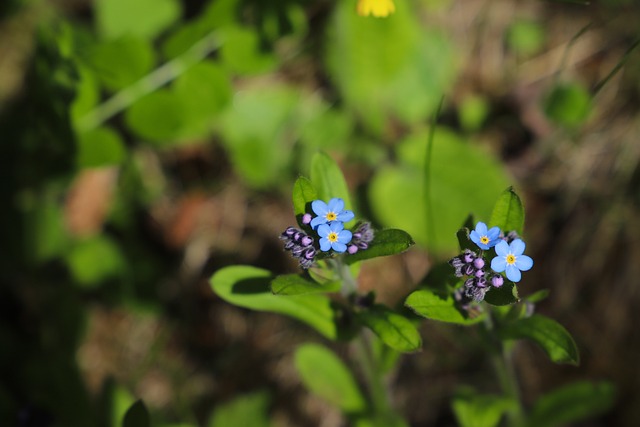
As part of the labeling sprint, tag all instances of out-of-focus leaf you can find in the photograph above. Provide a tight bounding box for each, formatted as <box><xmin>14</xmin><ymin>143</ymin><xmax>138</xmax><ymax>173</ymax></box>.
<box><xmin>96</xmin><ymin>0</ymin><xmax>180</xmax><ymax>40</ymax></box>
<box><xmin>369</xmin><ymin>128</ymin><xmax>510</xmax><ymax>252</ymax></box>
<box><xmin>220</xmin><ymin>26</ymin><xmax>276</xmax><ymax>75</ymax></box>
<box><xmin>310</xmin><ymin>152</ymin><xmax>353</xmax><ymax>225</ymax></box>
<box><xmin>295</xmin><ymin>343</ymin><xmax>366</xmax><ymax>414</ymax></box>
<box><xmin>499</xmin><ymin>314</ymin><xmax>580</xmax><ymax>365</ymax></box>
<box><xmin>484</xmin><ymin>281</ymin><xmax>519</xmax><ymax>306</ymax></box>
<box><xmin>77</xmin><ymin>127</ymin><xmax>126</xmax><ymax>168</ymax></box>
<box><xmin>452</xmin><ymin>389</ymin><xmax>514</xmax><ymax>427</ymax></box>
<box><xmin>543</xmin><ymin>82</ymin><xmax>591</xmax><ymax>128</ymax></box>
<box><xmin>208</xmin><ymin>391</ymin><xmax>270</xmax><ymax>427</ymax></box>
<box><xmin>125</xmin><ymin>90</ymin><xmax>184</xmax><ymax>143</ymax></box>
<box><xmin>489</xmin><ymin>187</ymin><xmax>525</xmax><ymax>235</ymax></box>
<box><xmin>70</xmin><ymin>66</ymin><xmax>99</xmax><ymax>126</ymax></box>
<box><xmin>210</xmin><ymin>266</ymin><xmax>338</xmax><ymax>339</ymax></box>
<box><xmin>66</xmin><ymin>236</ymin><xmax>126</xmax><ymax>288</ymax></box>
<box><xmin>85</xmin><ymin>36</ymin><xmax>155</xmax><ymax>91</ymax></box>
<box><xmin>506</xmin><ymin>20</ymin><xmax>546</xmax><ymax>56</ymax></box>
<box><xmin>458</xmin><ymin>95</ymin><xmax>489</xmax><ymax>132</ymax></box>
<box><xmin>271</xmin><ymin>274</ymin><xmax>341</xmax><ymax>295</ymax></box>
<box><xmin>354</xmin><ymin>412</ymin><xmax>409</xmax><ymax>427</ymax></box>
<box><xmin>122</xmin><ymin>400</ymin><xmax>150</xmax><ymax>427</ymax></box>
<box><xmin>28</xmin><ymin>197</ymin><xmax>69</xmax><ymax>262</ymax></box>
<box><xmin>300</xmin><ymin>108</ymin><xmax>353</xmax><ymax>149</ymax></box>
<box><xmin>345</xmin><ymin>229</ymin><xmax>414</xmax><ymax>264</ymax></box>
<box><xmin>525</xmin><ymin>289</ymin><xmax>550</xmax><ymax>303</ymax></box>
<box><xmin>325</xmin><ymin>1</ymin><xmax>456</xmax><ymax>134</ymax></box>
<box><xmin>527</xmin><ymin>381</ymin><xmax>615</xmax><ymax>427</ymax></box>
<box><xmin>405</xmin><ymin>289</ymin><xmax>484</xmax><ymax>325</ymax></box>
<box><xmin>292</xmin><ymin>176</ymin><xmax>318</xmax><ymax>219</ymax></box>
<box><xmin>358</xmin><ymin>305</ymin><xmax>421</xmax><ymax>353</ymax></box>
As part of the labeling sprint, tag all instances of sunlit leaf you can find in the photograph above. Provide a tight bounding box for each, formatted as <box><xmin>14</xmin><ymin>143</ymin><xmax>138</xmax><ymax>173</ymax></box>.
<box><xmin>489</xmin><ymin>187</ymin><xmax>525</xmax><ymax>235</ymax></box>
<box><xmin>310</xmin><ymin>152</ymin><xmax>354</xmax><ymax>225</ymax></box>
<box><xmin>77</xmin><ymin>127</ymin><xmax>126</xmax><ymax>168</ymax></box>
<box><xmin>345</xmin><ymin>229</ymin><xmax>414</xmax><ymax>264</ymax></box>
<box><xmin>271</xmin><ymin>274</ymin><xmax>341</xmax><ymax>295</ymax></box>
<box><xmin>295</xmin><ymin>343</ymin><xmax>366</xmax><ymax>413</ymax></box>
<box><xmin>499</xmin><ymin>314</ymin><xmax>580</xmax><ymax>365</ymax></box>
<box><xmin>452</xmin><ymin>389</ymin><xmax>514</xmax><ymax>427</ymax></box>
<box><xmin>208</xmin><ymin>391</ymin><xmax>270</xmax><ymax>427</ymax></box>
<box><xmin>96</xmin><ymin>0</ymin><xmax>180</xmax><ymax>40</ymax></box>
<box><xmin>210</xmin><ymin>266</ymin><xmax>338</xmax><ymax>339</ymax></box>
<box><xmin>405</xmin><ymin>289</ymin><xmax>484</xmax><ymax>325</ymax></box>
<box><xmin>358</xmin><ymin>305</ymin><xmax>421</xmax><ymax>353</ymax></box>
<box><xmin>292</xmin><ymin>176</ymin><xmax>318</xmax><ymax>220</ymax></box>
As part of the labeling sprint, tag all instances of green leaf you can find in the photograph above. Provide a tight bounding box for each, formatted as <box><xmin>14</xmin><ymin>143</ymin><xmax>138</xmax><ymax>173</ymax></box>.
<box><xmin>66</xmin><ymin>236</ymin><xmax>126</xmax><ymax>288</ymax></box>
<box><xmin>77</xmin><ymin>127</ymin><xmax>126</xmax><ymax>168</ymax></box>
<box><xmin>271</xmin><ymin>274</ymin><xmax>341</xmax><ymax>295</ymax></box>
<box><xmin>354</xmin><ymin>412</ymin><xmax>409</xmax><ymax>427</ymax></box>
<box><xmin>294</xmin><ymin>343</ymin><xmax>367</xmax><ymax>414</ymax></box>
<box><xmin>452</xmin><ymin>389</ymin><xmax>514</xmax><ymax>427</ymax></box>
<box><xmin>543</xmin><ymin>82</ymin><xmax>592</xmax><ymax>128</ymax></box>
<box><xmin>456</xmin><ymin>227</ymin><xmax>477</xmax><ymax>253</ymax></box>
<box><xmin>527</xmin><ymin>381</ymin><xmax>615</xmax><ymax>427</ymax></box>
<box><xmin>483</xmin><ymin>281</ymin><xmax>519</xmax><ymax>306</ymax></box>
<box><xmin>405</xmin><ymin>289</ymin><xmax>484</xmax><ymax>325</ymax></box>
<box><xmin>96</xmin><ymin>0</ymin><xmax>180</xmax><ymax>40</ymax></box>
<box><xmin>208</xmin><ymin>391</ymin><xmax>271</xmax><ymax>427</ymax></box>
<box><xmin>85</xmin><ymin>36</ymin><xmax>155</xmax><ymax>91</ymax></box>
<box><xmin>506</xmin><ymin>21</ymin><xmax>546</xmax><ymax>56</ymax></box>
<box><xmin>499</xmin><ymin>314</ymin><xmax>580</xmax><ymax>365</ymax></box>
<box><xmin>489</xmin><ymin>187</ymin><xmax>525</xmax><ymax>235</ymax></box>
<box><xmin>125</xmin><ymin>90</ymin><xmax>185</xmax><ymax>143</ymax></box>
<box><xmin>122</xmin><ymin>400</ymin><xmax>150</xmax><ymax>427</ymax></box>
<box><xmin>210</xmin><ymin>266</ymin><xmax>338</xmax><ymax>339</ymax></box>
<box><xmin>525</xmin><ymin>289</ymin><xmax>550</xmax><ymax>303</ymax></box>
<box><xmin>292</xmin><ymin>176</ymin><xmax>318</xmax><ymax>219</ymax></box>
<box><xmin>310</xmin><ymin>152</ymin><xmax>353</xmax><ymax>223</ymax></box>
<box><xmin>220</xmin><ymin>26</ymin><xmax>276</xmax><ymax>75</ymax></box>
<box><xmin>345</xmin><ymin>229</ymin><xmax>414</xmax><ymax>264</ymax></box>
<box><xmin>357</xmin><ymin>305</ymin><xmax>422</xmax><ymax>353</ymax></box>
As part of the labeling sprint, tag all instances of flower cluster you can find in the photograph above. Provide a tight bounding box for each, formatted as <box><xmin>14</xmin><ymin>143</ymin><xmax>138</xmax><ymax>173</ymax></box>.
<box><xmin>449</xmin><ymin>221</ymin><xmax>533</xmax><ymax>304</ymax></box>
<box><xmin>280</xmin><ymin>198</ymin><xmax>374</xmax><ymax>269</ymax></box>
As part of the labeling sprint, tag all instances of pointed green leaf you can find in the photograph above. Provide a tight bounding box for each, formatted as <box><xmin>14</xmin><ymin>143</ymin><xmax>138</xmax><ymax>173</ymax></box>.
<box><xmin>210</xmin><ymin>266</ymin><xmax>338</xmax><ymax>339</ymax></box>
<box><xmin>499</xmin><ymin>314</ymin><xmax>579</xmax><ymax>365</ymax></box>
<box><xmin>405</xmin><ymin>289</ymin><xmax>484</xmax><ymax>325</ymax></box>
<box><xmin>294</xmin><ymin>343</ymin><xmax>366</xmax><ymax>414</ymax></box>
<box><xmin>489</xmin><ymin>187</ymin><xmax>525</xmax><ymax>235</ymax></box>
<box><xmin>122</xmin><ymin>400</ymin><xmax>150</xmax><ymax>427</ymax></box>
<box><xmin>484</xmin><ymin>281</ymin><xmax>519</xmax><ymax>306</ymax></box>
<box><xmin>292</xmin><ymin>176</ymin><xmax>318</xmax><ymax>219</ymax></box>
<box><xmin>345</xmin><ymin>229</ymin><xmax>414</xmax><ymax>264</ymax></box>
<box><xmin>358</xmin><ymin>305</ymin><xmax>421</xmax><ymax>353</ymax></box>
<box><xmin>310</xmin><ymin>152</ymin><xmax>353</xmax><ymax>220</ymax></box>
<box><xmin>271</xmin><ymin>274</ymin><xmax>341</xmax><ymax>295</ymax></box>
<box><xmin>527</xmin><ymin>381</ymin><xmax>615</xmax><ymax>427</ymax></box>
<box><xmin>452</xmin><ymin>389</ymin><xmax>514</xmax><ymax>427</ymax></box>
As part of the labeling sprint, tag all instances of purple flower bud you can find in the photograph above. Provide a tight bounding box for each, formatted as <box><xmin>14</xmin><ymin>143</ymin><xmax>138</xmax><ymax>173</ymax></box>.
<box><xmin>347</xmin><ymin>245</ymin><xmax>358</xmax><ymax>254</ymax></box>
<box><xmin>462</xmin><ymin>264</ymin><xmax>475</xmax><ymax>276</ymax></box>
<box><xmin>303</xmin><ymin>247</ymin><xmax>316</xmax><ymax>260</ymax></box>
<box><xmin>474</xmin><ymin>269</ymin><xmax>485</xmax><ymax>278</ymax></box>
<box><xmin>473</xmin><ymin>258</ymin><xmax>485</xmax><ymax>269</ymax></box>
<box><xmin>284</xmin><ymin>241</ymin><xmax>295</xmax><ymax>250</ymax></box>
<box><xmin>463</xmin><ymin>250</ymin><xmax>476</xmax><ymax>264</ymax></box>
<box><xmin>357</xmin><ymin>242</ymin><xmax>368</xmax><ymax>250</ymax></box>
<box><xmin>302</xmin><ymin>213</ymin><xmax>312</xmax><ymax>225</ymax></box>
<box><xmin>284</xmin><ymin>227</ymin><xmax>297</xmax><ymax>237</ymax></box>
<box><xmin>301</xmin><ymin>236</ymin><xmax>313</xmax><ymax>247</ymax></box>
<box><xmin>491</xmin><ymin>275</ymin><xmax>504</xmax><ymax>288</ymax></box>
<box><xmin>475</xmin><ymin>277</ymin><xmax>487</xmax><ymax>288</ymax></box>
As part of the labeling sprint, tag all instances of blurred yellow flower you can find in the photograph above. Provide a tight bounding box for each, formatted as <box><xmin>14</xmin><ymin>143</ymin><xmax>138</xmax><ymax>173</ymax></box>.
<box><xmin>357</xmin><ymin>0</ymin><xmax>396</xmax><ymax>17</ymax></box>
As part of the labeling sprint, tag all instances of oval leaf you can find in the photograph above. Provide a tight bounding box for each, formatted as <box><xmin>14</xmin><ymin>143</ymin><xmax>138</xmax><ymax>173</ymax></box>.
<box><xmin>358</xmin><ymin>305</ymin><xmax>422</xmax><ymax>353</ymax></box>
<box><xmin>527</xmin><ymin>381</ymin><xmax>615</xmax><ymax>427</ymax></box>
<box><xmin>499</xmin><ymin>314</ymin><xmax>579</xmax><ymax>365</ymax></box>
<box><xmin>292</xmin><ymin>176</ymin><xmax>318</xmax><ymax>219</ymax></box>
<box><xmin>345</xmin><ymin>229</ymin><xmax>414</xmax><ymax>264</ymax></box>
<box><xmin>294</xmin><ymin>343</ymin><xmax>367</xmax><ymax>414</ymax></box>
<box><xmin>310</xmin><ymin>152</ymin><xmax>353</xmax><ymax>222</ymax></box>
<box><xmin>405</xmin><ymin>289</ymin><xmax>484</xmax><ymax>325</ymax></box>
<box><xmin>271</xmin><ymin>274</ymin><xmax>341</xmax><ymax>295</ymax></box>
<box><xmin>210</xmin><ymin>266</ymin><xmax>338</xmax><ymax>339</ymax></box>
<box><xmin>489</xmin><ymin>187</ymin><xmax>525</xmax><ymax>236</ymax></box>
<box><xmin>483</xmin><ymin>281</ymin><xmax>519</xmax><ymax>306</ymax></box>
<box><xmin>122</xmin><ymin>400</ymin><xmax>150</xmax><ymax>427</ymax></box>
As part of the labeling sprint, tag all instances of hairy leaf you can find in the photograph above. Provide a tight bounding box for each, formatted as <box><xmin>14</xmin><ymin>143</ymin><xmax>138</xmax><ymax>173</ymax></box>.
<box><xmin>489</xmin><ymin>187</ymin><xmax>525</xmax><ymax>236</ymax></box>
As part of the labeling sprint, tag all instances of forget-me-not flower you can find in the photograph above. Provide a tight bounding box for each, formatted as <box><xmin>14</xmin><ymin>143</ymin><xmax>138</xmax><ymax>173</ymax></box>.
<box><xmin>310</xmin><ymin>198</ymin><xmax>354</xmax><ymax>229</ymax></box>
<box><xmin>470</xmin><ymin>222</ymin><xmax>501</xmax><ymax>250</ymax></box>
<box><xmin>490</xmin><ymin>239</ymin><xmax>533</xmax><ymax>282</ymax></box>
<box><xmin>317</xmin><ymin>221</ymin><xmax>352</xmax><ymax>253</ymax></box>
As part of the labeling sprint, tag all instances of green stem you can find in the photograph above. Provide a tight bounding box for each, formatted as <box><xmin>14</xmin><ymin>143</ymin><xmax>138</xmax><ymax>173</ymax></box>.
<box><xmin>354</xmin><ymin>330</ymin><xmax>390</xmax><ymax>416</ymax></box>
<box><xmin>77</xmin><ymin>31</ymin><xmax>222</xmax><ymax>132</ymax></box>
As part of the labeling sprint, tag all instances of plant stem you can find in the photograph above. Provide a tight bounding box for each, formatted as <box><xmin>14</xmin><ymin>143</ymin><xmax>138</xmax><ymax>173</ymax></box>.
<box><xmin>354</xmin><ymin>330</ymin><xmax>391</xmax><ymax>416</ymax></box>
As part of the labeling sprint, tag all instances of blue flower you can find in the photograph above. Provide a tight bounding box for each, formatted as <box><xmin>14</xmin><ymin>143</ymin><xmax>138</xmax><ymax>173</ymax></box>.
<box><xmin>310</xmin><ymin>198</ymin><xmax>354</xmax><ymax>229</ymax></box>
<box><xmin>490</xmin><ymin>239</ymin><xmax>533</xmax><ymax>282</ymax></box>
<box><xmin>317</xmin><ymin>221</ymin><xmax>353</xmax><ymax>253</ymax></box>
<box><xmin>470</xmin><ymin>222</ymin><xmax>501</xmax><ymax>250</ymax></box>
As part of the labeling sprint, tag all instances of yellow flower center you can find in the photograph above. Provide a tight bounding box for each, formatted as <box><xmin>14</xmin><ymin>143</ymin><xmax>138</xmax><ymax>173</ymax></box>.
<box><xmin>357</xmin><ymin>0</ymin><xmax>396</xmax><ymax>17</ymax></box>
<box><xmin>327</xmin><ymin>232</ymin><xmax>339</xmax><ymax>243</ymax></box>
<box><xmin>506</xmin><ymin>254</ymin><xmax>516</xmax><ymax>265</ymax></box>
<box><xmin>326</xmin><ymin>212</ymin><xmax>337</xmax><ymax>221</ymax></box>
<box><xmin>480</xmin><ymin>236</ymin><xmax>490</xmax><ymax>245</ymax></box>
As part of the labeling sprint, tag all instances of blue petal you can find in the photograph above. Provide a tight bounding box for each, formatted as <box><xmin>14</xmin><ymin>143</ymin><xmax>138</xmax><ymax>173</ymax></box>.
<box><xmin>515</xmin><ymin>255</ymin><xmax>533</xmax><ymax>271</ymax></box>
<box><xmin>311</xmin><ymin>200</ymin><xmax>328</xmax><ymax>216</ymax></box>
<box><xmin>327</xmin><ymin>198</ymin><xmax>344</xmax><ymax>213</ymax></box>
<box><xmin>475</xmin><ymin>222</ymin><xmax>488</xmax><ymax>235</ymax></box>
<box><xmin>337</xmin><ymin>230</ymin><xmax>353</xmax><ymax>244</ymax></box>
<box><xmin>310</xmin><ymin>216</ymin><xmax>326</xmax><ymax>229</ymax></box>
<box><xmin>319</xmin><ymin>237</ymin><xmax>332</xmax><ymax>252</ymax></box>
<box><xmin>491</xmin><ymin>256</ymin><xmax>507</xmax><ymax>272</ymax></box>
<box><xmin>317</xmin><ymin>224</ymin><xmax>331</xmax><ymax>237</ymax></box>
<box><xmin>494</xmin><ymin>240</ymin><xmax>510</xmax><ymax>256</ymax></box>
<box><xmin>505</xmin><ymin>264</ymin><xmax>521</xmax><ymax>282</ymax></box>
<box><xmin>510</xmin><ymin>239</ymin><xmax>525</xmax><ymax>256</ymax></box>
<box><xmin>329</xmin><ymin>221</ymin><xmax>344</xmax><ymax>232</ymax></box>
<box><xmin>469</xmin><ymin>230</ymin><xmax>483</xmax><ymax>247</ymax></box>
<box><xmin>332</xmin><ymin>242</ymin><xmax>347</xmax><ymax>253</ymax></box>
<box><xmin>336</xmin><ymin>210</ymin><xmax>354</xmax><ymax>222</ymax></box>
<box><xmin>487</xmin><ymin>226</ymin><xmax>501</xmax><ymax>240</ymax></box>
